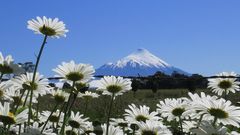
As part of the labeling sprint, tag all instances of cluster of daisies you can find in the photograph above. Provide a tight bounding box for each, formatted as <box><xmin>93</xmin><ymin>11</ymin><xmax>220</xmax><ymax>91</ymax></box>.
<box><xmin>0</xmin><ymin>52</ymin><xmax>132</xmax><ymax>135</ymax></box>
<box><xmin>0</xmin><ymin>16</ymin><xmax>240</xmax><ymax>135</ymax></box>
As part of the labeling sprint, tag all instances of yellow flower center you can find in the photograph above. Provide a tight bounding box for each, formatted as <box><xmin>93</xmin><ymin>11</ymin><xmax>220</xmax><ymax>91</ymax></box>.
<box><xmin>0</xmin><ymin>64</ymin><xmax>13</xmax><ymax>74</ymax></box>
<box><xmin>8</xmin><ymin>112</ymin><xmax>14</xmax><ymax>118</ymax></box>
<box><xmin>39</xmin><ymin>25</ymin><xmax>56</xmax><ymax>36</ymax></box>
<box><xmin>172</xmin><ymin>108</ymin><xmax>185</xmax><ymax>116</ymax></box>
<box><xmin>208</xmin><ymin>108</ymin><xmax>229</xmax><ymax>119</ymax></box>
<box><xmin>106</xmin><ymin>85</ymin><xmax>122</xmax><ymax>93</ymax></box>
<box><xmin>54</xmin><ymin>94</ymin><xmax>66</xmax><ymax>103</ymax></box>
<box><xmin>66</xmin><ymin>72</ymin><xmax>84</xmax><ymax>82</ymax></box>
<box><xmin>68</xmin><ymin>120</ymin><xmax>80</xmax><ymax>129</ymax></box>
<box><xmin>66</xmin><ymin>130</ymin><xmax>77</xmax><ymax>135</ymax></box>
<box><xmin>142</xmin><ymin>130</ymin><xmax>157</xmax><ymax>135</ymax></box>
<box><xmin>136</xmin><ymin>115</ymin><xmax>149</xmax><ymax>122</ymax></box>
<box><xmin>22</xmin><ymin>82</ymin><xmax>38</xmax><ymax>90</ymax></box>
<box><xmin>218</xmin><ymin>80</ymin><xmax>232</xmax><ymax>90</ymax></box>
<box><xmin>0</xmin><ymin>112</ymin><xmax>16</xmax><ymax>125</ymax></box>
<box><xmin>49</xmin><ymin>115</ymin><xmax>59</xmax><ymax>123</ymax></box>
<box><xmin>0</xmin><ymin>90</ymin><xmax>4</xmax><ymax>98</ymax></box>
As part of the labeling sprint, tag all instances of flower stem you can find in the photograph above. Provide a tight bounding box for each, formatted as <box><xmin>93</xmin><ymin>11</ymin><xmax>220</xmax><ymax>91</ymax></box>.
<box><xmin>106</xmin><ymin>93</ymin><xmax>115</xmax><ymax>135</ymax></box>
<box><xmin>56</xmin><ymin>102</ymin><xmax>66</xmax><ymax>129</ymax></box>
<box><xmin>178</xmin><ymin>116</ymin><xmax>183</xmax><ymax>133</ymax></box>
<box><xmin>224</xmin><ymin>89</ymin><xmax>227</xmax><ymax>100</ymax></box>
<box><xmin>36</xmin><ymin>95</ymin><xmax>40</xmax><ymax>119</ymax></box>
<box><xmin>18</xmin><ymin>124</ymin><xmax>21</xmax><ymax>135</ymax></box>
<box><xmin>212</xmin><ymin>117</ymin><xmax>217</xmax><ymax>127</ymax></box>
<box><xmin>60</xmin><ymin>81</ymin><xmax>76</xmax><ymax>135</ymax></box>
<box><xmin>31</xmin><ymin>34</ymin><xmax>48</xmax><ymax>83</ymax></box>
<box><xmin>28</xmin><ymin>35</ymin><xmax>48</xmax><ymax>125</ymax></box>
<box><xmin>0</xmin><ymin>73</ymin><xmax>3</xmax><ymax>83</ymax></box>
<box><xmin>23</xmin><ymin>90</ymin><xmax>30</xmax><ymax>107</ymax></box>
<box><xmin>84</xmin><ymin>99</ymin><xmax>89</xmax><ymax>115</ymax></box>
<box><xmin>132</xmin><ymin>126</ymin><xmax>136</xmax><ymax>135</ymax></box>
<box><xmin>60</xmin><ymin>93</ymin><xmax>73</xmax><ymax>135</ymax></box>
<box><xmin>67</xmin><ymin>92</ymin><xmax>78</xmax><ymax>115</ymax></box>
<box><xmin>41</xmin><ymin>103</ymin><xmax>59</xmax><ymax>133</ymax></box>
<box><xmin>196</xmin><ymin>114</ymin><xmax>204</xmax><ymax>128</ymax></box>
<box><xmin>14</xmin><ymin>89</ymin><xmax>26</xmax><ymax>113</ymax></box>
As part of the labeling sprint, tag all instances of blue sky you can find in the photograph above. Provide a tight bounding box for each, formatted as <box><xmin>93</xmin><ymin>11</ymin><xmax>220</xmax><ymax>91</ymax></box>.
<box><xmin>1</xmin><ymin>0</ymin><xmax>240</xmax><ymax>76</ymax></box>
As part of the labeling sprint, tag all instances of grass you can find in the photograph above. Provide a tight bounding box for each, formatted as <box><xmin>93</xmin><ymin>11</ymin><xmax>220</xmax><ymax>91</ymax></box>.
<box><xmin>38</xmin><ymin>89</ymin><xmax>240</xmax><ymax>122</ymax></box>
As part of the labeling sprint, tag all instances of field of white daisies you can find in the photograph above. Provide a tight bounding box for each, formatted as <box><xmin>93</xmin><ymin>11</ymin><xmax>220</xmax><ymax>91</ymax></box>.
<box><xmin>0</xmin><ymin>16</ymin><xmax>240</xmax><ymax>135</ymax></box>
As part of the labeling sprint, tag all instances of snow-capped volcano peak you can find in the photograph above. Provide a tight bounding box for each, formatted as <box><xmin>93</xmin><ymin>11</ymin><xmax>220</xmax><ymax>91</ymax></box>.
<box><xmin>96</xmin><ymin>48</ymin><xmax>189</xmax><ymax>77</ymax></box>
<box><xmin>115</xmin><ymin>48</ymin><xmax>170</xmax><ymax>68</ymax></box>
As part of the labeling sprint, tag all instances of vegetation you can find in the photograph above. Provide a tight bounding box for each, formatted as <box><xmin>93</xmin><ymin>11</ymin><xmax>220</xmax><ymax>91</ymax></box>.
<box><xmin>38</xmin><ymin>88</ymin><xmax>240</xmax><ymax>122</ymax></box>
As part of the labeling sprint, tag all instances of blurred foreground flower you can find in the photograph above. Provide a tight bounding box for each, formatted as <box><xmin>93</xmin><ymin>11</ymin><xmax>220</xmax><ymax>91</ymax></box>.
<box><xmin>191</xmin><ymin>121</ymin><xmax>229</xmax><ymax>135</ymax></box>
<box><xmin>188</xmin><ymin>92</ymin><xmax>240</xmax><ymax>127</ymax></box>
<box><xmin>0</xmin><ymin>102</ymin><xmax>28</xmax><ymax>125</ymax></box>
<box><xmin>0</xmin><ymin>52</ymin><xmax>23</xmax><ymax>76</ymax></box>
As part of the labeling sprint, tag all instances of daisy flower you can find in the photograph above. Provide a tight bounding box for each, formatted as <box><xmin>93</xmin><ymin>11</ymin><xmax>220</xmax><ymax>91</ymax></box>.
<box><xmin>136</xmin><ymin>120</ymin><xmax>172</xmax><ymax>135</ymax></box>
<box><xmin>182</xmin><ymin>120</ymin><xmax>197</xmax><ymax>133</ymax></box>
<box><xmin>78</xmin><ymin>91</ymin><xmax>99</xmax><ymax>99</ymax></box>
<box><xmin>53</xmin><ymin>61</ymin><xmax>95</xmax><ymax>84</ymax></box>
<box><xmin>63</xmin><ymin>125</ymin><xmax>79</xmax><ymax>135</ymax></box>
<box><xmin>63</xmin><ymin>125</ymin><xmax>96</xmax><ymax>135</ymax></box>
<box><xmin>188</xmin><ymin>93</ymin><xmax>240</xmax><ymax>127</ymax></box>
<box><xmin>124</xmin><ymin>104</ymin><xmax>160</xmax><ymax>124</ymax></box>
<box><xmin>49</xmin><ymin>88</ymin><xmax>70</xmax><ymax>104</ymax></box>
<box><xmin>207</xmin><ymin>99</ymin><xmax>240</xmax><ymax>127</ymax></box>
<box><xmin>4</xmin><ymin>86</ymin><xmax>22</xmax><ymax>105</ymax></box>
<box><xmin>0</xmin><ymin>52</ymin><xmax>23</xmax><ymax>75</ymax></box>
<box><xmin>188</xmin><ymin>92</ymin><xmax>219</xmax><ymax>102</ymax></box>
<box><xmin>102</xmin><ymin>124</ymin><xmax>123</xmax><ymax>135</ymax></box>
<box><xmin>96</xmin><ymin>76</ymin><xmax>132</xmax><ymax>97</ymax></box>
<box><xmin>0</xmin><ymin>102</ymin><xmax>28</xmax><ymax>125</ymax></box>
<box><xmin>22</xmin><ymin>122</ymin><xmax>56</xmax><ymax>135</ymax></box>
<box><xmin>27</xmin><ymin>16</ymin><xmax>68</xmax><ymax>38</ymax></box>
<box><xmin>191</xmin><ymin>121</ymin><xmax>229</xmax><ymax>135</ymax></box>
<box><xmin>11</xmin><ymin>72</ymin><xmax>50</xmax><ymax>98</ymax></box>
<box><xmin>40</xmin><ymin>110</ymin><xmax>64</xmax><ymax>128</ymax></box>
<box><xmin>68</xmin><ymin>111</ymin><xmax>89</xmax><ymax>130</ymax></box>
<box><xmin>0</xmin><ymin>81</ymin><xmax>12</xmax><ymax>100</ymax></box>
<box><xmin>208</xmin><ymin>72</ymin><xmax>240</xmax><ymax>96</ymax></box>
<box><xmin>110</xmin><ymin>118</ymin><xmax>128</xmax><ymax>128</ymax></box>
<box><xmin>186</xmin><ymin>92</ymin><xmax>218</xmax><ymax>119</ymax></box>
<box><xmin>82</xmin><ymin>121</ymin><xmax>94</xmax><ymax>134</ymax></box>
<box><xmin>157</xmin><ymin>98</ymin><xmax>190</xmax><ymax>121</ymax></box>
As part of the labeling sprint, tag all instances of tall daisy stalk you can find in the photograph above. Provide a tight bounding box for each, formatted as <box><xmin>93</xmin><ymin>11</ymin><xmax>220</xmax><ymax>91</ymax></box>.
<box><xmin>96</xmin><ymin>76</ymin><xmax>132</xmax><ymax>135</ymax></box>
<box><xmin>0</xmin><ymin>52</ymin><xmax>23</xmax><ymax>83</ymax></box>
<box><xmin>53</xmin><ymin>61</ymin><xmax>95</xmax><ymax>134</ymax></box>
<box><xmin>106</xmin><ymin>93</ymin><xmax>115</xmax><ymax>135</ymax></box>
<box><xmin>26</xmin><ymin>16</ymin><xmax>68</xmax><ymax>125</ymax></box>
<box><xmin>59</xmin><ymin>81</ymin><xmax>76</xmax><ymax>134</ymax></box>
<box><xmin>27</xmin><ymin>34</ymin><xmax>47</xmax><ymax>125</ymax></box>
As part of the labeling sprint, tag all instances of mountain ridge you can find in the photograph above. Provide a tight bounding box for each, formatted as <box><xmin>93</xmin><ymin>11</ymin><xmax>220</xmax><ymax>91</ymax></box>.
<box><xmin>96</xmin><ymin>48</ymin><xmax>190</xmax><ymax>77</ymax></box>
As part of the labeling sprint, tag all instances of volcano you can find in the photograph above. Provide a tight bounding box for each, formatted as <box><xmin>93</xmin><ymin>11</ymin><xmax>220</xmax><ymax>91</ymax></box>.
<box><xmin>95</xmin><ymin>48</ymin><xmax>189</xmax><ymax>77</ymax></box>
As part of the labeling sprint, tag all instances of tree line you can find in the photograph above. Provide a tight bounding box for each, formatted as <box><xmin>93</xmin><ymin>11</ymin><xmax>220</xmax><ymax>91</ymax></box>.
<box><xmin>131</xmin><ymin>71</ymin><xmax>208</xmax><ymax>93</ymax></box>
